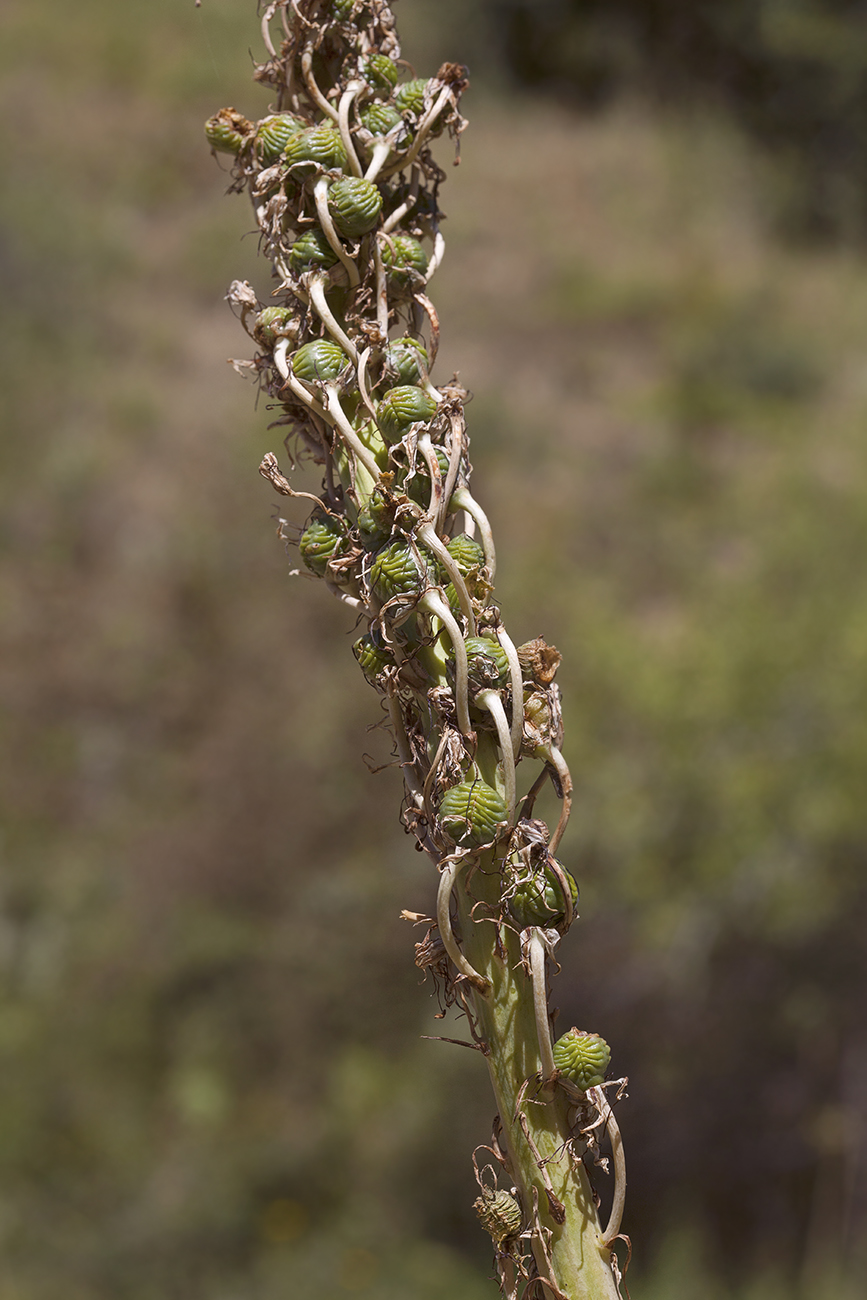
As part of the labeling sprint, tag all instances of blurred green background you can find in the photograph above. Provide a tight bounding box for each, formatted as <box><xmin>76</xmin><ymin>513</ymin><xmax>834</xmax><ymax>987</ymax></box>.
<box><xmin>3</xmin><ymin>0</ymin><xmax>867</xmax><ymax>1296</ymax></box>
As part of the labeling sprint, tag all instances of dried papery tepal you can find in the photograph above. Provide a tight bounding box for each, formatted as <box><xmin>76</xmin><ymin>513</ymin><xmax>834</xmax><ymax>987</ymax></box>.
<box><xmin>207</xmin><ymin>3</ymin><xmax>628</xmax><ymax>1296</ymax></box>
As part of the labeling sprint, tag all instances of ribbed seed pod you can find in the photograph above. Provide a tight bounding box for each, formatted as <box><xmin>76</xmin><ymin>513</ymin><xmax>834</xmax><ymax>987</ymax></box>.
<box><xmin>328</xmin><ymin>0</ymin><xmax>354</xmax><ymax>17</ymax></box>
<box><xmin>380</xmin><ymin>338</ymin><xmax>429</xmax><ymax>388</ymax></box>
<box><xmin>377</xmin><ymin>386</ymin><xmax>437</xmax><ymax>443</ymax></box>
<box><xmin>352</xmin><ymin>632</ymin><xmax>396</xmax><ymax>686</ymax></box>
<box><xmin>255</xmin><ymin>113</ymin><xmax>305</xmax><ymax>164</ymax></box>
<box><xmin>327</xmin><ymin>177</ymin><xmax>383</xmax><ymax>239</ymax></box>
<box><xmin>253</xmin><ymin>306</ymin><xmax>296</xmax><ymax>348</ymax></box>
<box><xmin>508</xmin><ymin>858</ymin><xmax>578</xmax><ymax>929</ymax></box>
<box><xmin>205</xmin><ymin>107</ymin><xmax>253</xmax><ymax>155</ymax></box>
<box><xmin>381</xmin><ymin>235</ymin><xmax>429</xmax><ymax>293</ymax></box>
<box><xmin>370</xmin><ymin>538</ymin><xmax>432</xmax><ymax>605</ymax></box>
<box><xmin>356</xmin><ymin>488</ymin><xmax>395</xmax><ymax>550</ymax></box>
<box><xmin>289</xmin><ymin>228</ymin><xmax>339</xmax><ymax>274</ymax></box>
<box><xmin>395</xmin><ymin>78</ymin><xmax>430</xmax><ymax>117</ymax></box>
<box><xmin>299</xmin><ymin>513</ymin><xmax>347</xmax><ymax>577</ymax></box>
<box><xmin>284</xmin><ymin>126</ymin><xmax>348</xmax><ymax>171</ymax></box>
<box><xmin>552</xmin><ymin>1029</ymin><xmax>611</xmax><ymax>1090</ymax></box>
<box><xmin>447</xmin><ymin>534</ymin><xmax>485</xmax><ymax>574</ymax></box>
<box><xmin>362</xmin><ymin>54</ymin><xmax>399</xmax><ymax>92</ymax></box>
<box><xmin>461</xmin><ymin>637</ymin><xmax>510</xmax><ymax>694</ymax></box>
<box><xmin>360</xmin><ymin>103</ymin><xmax>402</xmax><ymax>137</ymax></box>
<box><xmin>291</xmin><ymin>339</ymin><xmax>348</xmax><ymax>383</ymax></box>
<box><xmin>439</xmin><ymin>779</ymin><xmax>509</xmax><ymax>848</ymax></box>
<box><xmin>474</xmin><ymin>1188</ymin><xmax>523</xmax><ymax>1244</ymax></box>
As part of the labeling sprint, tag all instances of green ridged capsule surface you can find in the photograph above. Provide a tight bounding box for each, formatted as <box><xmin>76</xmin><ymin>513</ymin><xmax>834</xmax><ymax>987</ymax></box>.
<box><xmin>205</xmin><ymin>107</ymin><xmax>252</xmax><ymax>155</ymax></box>
<box><xmin>552</xmin><ymin>1029</ymin><xmax>611</xmax><ymax>1091</ymax></box>
<box><xmin>439</xmin><ymin>780</ymin><xmax>509</xmax><ymax>848</ymax></box>
<box><xmin>352</xmin><ymin>632</ymin><xmax>396</xmax><ymax>686</ymax></box>
<box><xmin>474</xmin><ymin>1188</ymin><xmax>523</xmax><ymax>1244</ymax></box>
<box><xmin>461</xmin><ymin>637</ymin><xmax>510</xmax><ymax>694</ymax></box>
<box><xmin>377</xmin><ymin>386</ymin><xmax>437</xmax><ymax>444</ymax></box>
<box><xmin>253</xmin><ymin>307</ymin><xmax>296</xmax><ymax>348</ymax></box>
<box><xmin>255</xmin><ymin>113</ymin><xmax>304</xmax><ymax>163</ymax></box>
<box><xmin>362</xmin><ymin>54</ymin><xmax>399</xmax><ymax>92</ymax></box>
<box><xmin>381</xmin><ymin>235</ymin><xmax>429</xmax><ymax>292</ymax></box>
<box><xmin>328</xmin><ymin>177</ymin><xmax>383</xmax><ymax>239</ymax></box>
<box><xmin>360</xmin><ymin>103</ymin><xmax>402</xmax><ymax>137</ymax></box>
<box><xmin>291</xmin><ymin>339</ymin><xmax>348</xmax><ymax>383</ymax></box>
<box><xmin>370</xmin><ymin>538</ymin><xmax>432</xmax><ymax>604</ymax></box>
<box><xmin>327</xmin><ymin>0</ymin><xmax>354</xmax><ymax>17</ymax></box>
<box><xmin>508</xmin><ymin>858</ymin><xmax>578</xmax><ymax>929</ymax></box>
<box><xmin>284</xmin><ymin>126</ymin><xmax>348</xmax><ymax>171</ymax></box>
<box><xmin>395</xmin><ymin>78</ymin><xmax>430</xmax><ymax>116</ymax></box>
<box><xmin>356</xmin><ymin>488</ymin><xmax>395</xmax><ymax>550</ymax></box>
<box><xmin>380</xmin><ymin>337</ymin><xmax>429</xmax><ymax>388</ymax></box>
<box><xmin>288</xmin><ymin>228</ymin><xmax>339</xmax><ymax>274</ymax></box>
<box><xmin>299</xmin><ymin>513</ymin><xmax>347</xmax><ymax>577</ymax></box>
<box><xmin>447</xmin><ymin>534</ymin><xmax>485</xmax><ymax>574</ymax></box>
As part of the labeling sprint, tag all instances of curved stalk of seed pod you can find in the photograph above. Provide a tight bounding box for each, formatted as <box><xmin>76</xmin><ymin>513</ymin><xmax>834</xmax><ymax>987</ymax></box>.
<box><xmin>414</xmin><ymin>292</ymin><xmax>440</xmax><ymax>366</ymax></box>
<box><xmin>415</xmin><ymin>520</ymin><xmax>476</xmax><ymax>635</ymax></box>
<box><xmin>372</xmin><ymin>238</ymin><xmax>389</xmax><ymax>336</ymax></box>
<box><xmin>425</xmin><ymin>230</ymin><xmax>446</xmax><ymax>284</ymax></box>
<box><xmin>437</xmin><ymin>858</ymin><xmax>490</xmax><ymax>992</ymax></box>
<box><xmin>540</xmin><ymin>742</ymin><xmax>573</xmax><ymax>855</ymax></box>
<box><xmin>382</xmin><ymin>166</ymin><xmax>420</xmax><ymax>233</ymax></box>
<box><xmin>474</xmin><ymin>690</ymin><xmax>516</xmax><ymax>822</ymax></box>
<box><xmin>418</xmin><ymin>586</ymin><xmax>472</xmax><ymax>736</ymax></box>
<box><xmin>325</xmin><ymin>581</ymin><xmax>364</xmax><ymax>610</ymax></box>
<box><xmin>385</xmin><ymin>688</ymin><xmax>426</xmax><ymax>814</ymax></box>
<box><xmin>493</xmin><ymin>624</ymin><xmax>525</xmax><ymax>757</ymax></box>
<box><xmin>313</xmin><ymin>177</ymin><xmax>360</xmax><ymax>287</ymax></box>
<box><xmin>450</xmin><ymin>485</ymin><xmax>496</xmax><ymax>580</ymax></box>
<box><xmin>260</xmin><ymin>2</ymin><xmax>279</xmax><ymax>58</ymax></box>
<box><xmin>272</xmin><ymin>337</ymin><xmax>331</xmax><ymax>421</ymax></box>
<box><xmin>527</xmin><ymin>928</ymin><xmax>556</xmax><ymax>1080</ymax></box>
<box><xmin>355</xmin><ymin>347</ymin><xmax>379</xmax><ymax>424</ymax></box>
<box><xmin>589</xmin><ymin>1086</ymin><xmax>627</xmax><ymax>1247</ymax></box>
<box><xmin>337</xmin><ymin>83</ymin><xmax>364</xmax><ymax>178</ymax></box>
<box><xmin>322</xmin><ymin>384</ymin><xmax>382</xmax><ymax>481</ymax></box>
<box><xmin>308</xmin><ymin>273</ymin><xmax>359</xmax><ymax>363</ymax></box>
<box><xmin>382</xmin><ymin>85</ymin><xmax>452</xmax><ymax>179</ymax></box>
<box><xmin>301</xmin><ymin>43</ymin><xmax>339</xmax><ymax>122</ymax></box>
<box><xmin>416</xmin><ymin>430</ymin><xmax>445</xmax><ymax>519</ymax></box>
<box><xmin>363</xmin><ymin>120</ymin><xmax>408</xmax><ymax>184</ymax></box>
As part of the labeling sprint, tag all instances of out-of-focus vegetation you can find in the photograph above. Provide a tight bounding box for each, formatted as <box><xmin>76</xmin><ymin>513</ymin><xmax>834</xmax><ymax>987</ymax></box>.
<box><xmin>454</xmin><ymin>0</ymin><xmax>867</xmax><ymax>242</ymax></box>
<box><xmin>3</xmin><ymin>0</ymin><xmax>867</xmax><ymax>1296</ymax></box>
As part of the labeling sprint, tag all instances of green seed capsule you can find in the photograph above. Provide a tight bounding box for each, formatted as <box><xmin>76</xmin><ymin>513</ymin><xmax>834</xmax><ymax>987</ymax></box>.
<box><xmin>395</xmin><ymin>78</ymin><xmax>430</xmax><ymax>117</ymax></box>
<box><xmin>508</xmin><ymin>857</ymin><xmax>578</xmax><ymax>929</ymax></box>
<box><xmin>299</xmin><ymin>513</ymin><xmax>347</xmax><ymax>577</ymax></box>
<box><xmin>552</xmin><ymin>1029</ymin><xmax>611</xmax><ymax>1091</ymax></box>
<box><xmin>439</xmin><ymin>779</ymin><xmax>509</xmax><ymax>848</ymax></box>
<box><xmin>288</xmin><ymin>227</ymin><xmax>339</xmax><ymax>274</ymax></box>
<box><xmin>291</xmin><ymin>339</ymin><xmax>348</xmax><ymax>383</ymax></box>
<box><xmin>327</xmin><ymin>177</ymin><xmax>383</xmax><ymax>239</ymax></box>
<box><xmin>255</xmin><ymin>113</ymin><xmax>305</xmax><ymax>164</ymax></box>
<box><xmin>352</xmin><ymin>632</ymin><xmax>396</xmax><ymax>685</ymax></box>
<box><xmin>205</xmin><ymin>107</ymin><xmax>253</xmax><ymax>155</ymax></box>
<box><xmin>360</xmin><ymin>103</ymin><xmax>402</xmax><ymax>137</ymax></box>
<box><xmin>370</xmin><ymin>538</ymin><xmax>432</xmax><ymax>604</ymax></box>
<box><xmin>328</xmin><ymin>0</ymin><xmax>354</xmax><ymax>18</ymax></box>
<box><xmin>461</xmin><ymin>637</ymin><xmax>510</xmax><ymax>694</ymax></box>
<box><xmin>474</xmin><ymin>1187</ymin><xmax>523</xmax><ymax>1243</ymax></box>
<box><xmin>380</xmin><ymin>337</ymin><xmax>429</xmax><ymax>388</ymax></box>
<box><xmin>284</xmin><ymin>126</ymin><xmax>348</xmax><ymax>171</ymax></box>
<box><xmin>253</xmin><ymin>306</ymin><xmax>295</xmax><ymax>348</ymax></box>
<box><xmin>356</xmin><ymin>488</ymin><xmax>395</xmax><ymax>550</ymax></box>
<box><xmin>381</xmin><ymin>235</ymin><xmax>429</xmax><ymax>293</ymax></box>
<box><xmin>362</xmin><ymin>54</ymin><xmax>399</xmax><ymax>92</ymax></box>
<box><xmin>447</xmin><ymin>534</ymin><xmax>485</xmax><ymax>574</ymax></box>
<box><xmin>377</xmin><ymin>386</ymin><xmax>437</xmax><ymax>444</ymax></box>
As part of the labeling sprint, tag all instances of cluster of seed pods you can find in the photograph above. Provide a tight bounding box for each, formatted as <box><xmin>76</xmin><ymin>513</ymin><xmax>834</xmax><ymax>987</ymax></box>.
<box><xmin>207</xmin><ymin>0</ymin><xmax>624</xmax><ymax>1277</ymax></box>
